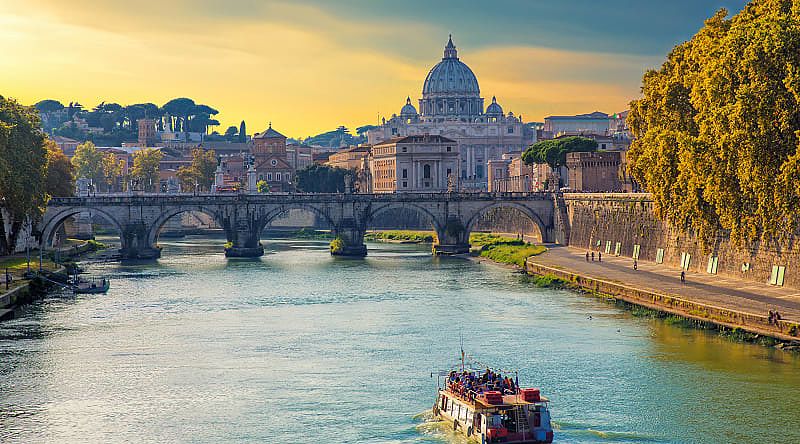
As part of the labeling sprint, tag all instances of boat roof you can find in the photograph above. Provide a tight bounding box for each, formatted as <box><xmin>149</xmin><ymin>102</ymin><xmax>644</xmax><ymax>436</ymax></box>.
<box><xmin>441</xmin><ymin>389</ymin><xmax>549</xmax><ymax>409</ymax></box>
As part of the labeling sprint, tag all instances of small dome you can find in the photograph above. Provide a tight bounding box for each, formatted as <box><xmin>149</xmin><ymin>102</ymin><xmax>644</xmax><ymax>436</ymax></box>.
<box><xmin>486</xmin><ymin>96</ymin><xmax>503</xmax><ymax>116</ymax></box>
<box><xmin>400</xmin><ymin>97</ymin><xmax>418</xmax><ymax>116</ymax></box>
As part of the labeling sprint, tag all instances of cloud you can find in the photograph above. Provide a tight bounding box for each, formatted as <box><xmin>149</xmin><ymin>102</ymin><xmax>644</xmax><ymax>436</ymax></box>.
<box><xmin>0</xmin><ymin>0</ymin><xmax>700</xmax><ymax>136</ymax></box>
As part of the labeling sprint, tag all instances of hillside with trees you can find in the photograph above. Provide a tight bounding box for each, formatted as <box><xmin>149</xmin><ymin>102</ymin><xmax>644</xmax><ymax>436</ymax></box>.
<box><xmin>627</xmin><ymin>0</ymin><xmax>800</xmax><ymax>245</ymax></box>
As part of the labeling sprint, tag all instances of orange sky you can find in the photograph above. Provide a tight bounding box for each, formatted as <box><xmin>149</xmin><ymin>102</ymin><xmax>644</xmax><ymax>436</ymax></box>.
<box><xmin>0</xmin><ymin>0</ymin><xmax>677</xmax><ymax>138</ymax></box>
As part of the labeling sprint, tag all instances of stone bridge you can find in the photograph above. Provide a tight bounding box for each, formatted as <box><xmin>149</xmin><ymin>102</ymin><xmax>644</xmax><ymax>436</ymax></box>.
<box><xmin>39</xmin><ymin>192</ymin><xmax>562</xmax><ymax>259</ymax></box>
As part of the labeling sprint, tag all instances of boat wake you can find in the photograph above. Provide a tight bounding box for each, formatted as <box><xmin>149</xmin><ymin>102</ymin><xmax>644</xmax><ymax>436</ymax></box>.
<box><xmin>552</xmin><ymin>420</ymin><xmax>663</xmax><ymax>442</ymax></box>
<box><xmin>413</xmin><ymin>409</ymin><xmax>478</xmax><ymax>443</ymax></box>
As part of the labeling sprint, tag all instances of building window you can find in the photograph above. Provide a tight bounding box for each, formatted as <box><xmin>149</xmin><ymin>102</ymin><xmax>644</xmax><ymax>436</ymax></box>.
<box><xmin>423</xmin><ymin>164</ymin><xmax>431</xmax><ymax>179</ymax></box>
<box><xmin>508</xmin><ymin>126</ymin><xmax>514</xmax><ymax>133</ymax></box>
<box><xmin>402</xmin><ymin>169</ymin><xmax>407</xmax><ymax>179</ymax></box>
<box><xmin>446</xmin><ymin>146</ymin><xmax>452</xmax><ymax>152</ymax></box>
<box><xmin>267</xmin><ymin>173</ymin><xmax>272</xmax><ymax>181</ymax></box>
<box><xmin>402</xmin><ymin>147</ymin><xmax>407</xmax><ymax>152</ymax></box>
<box><xmin>392</xmin><ymin>128</ymin><xmax>398</xmax><ymax>135</ymax></box>
<box><xmin>476</xmin><ymin>165</ymin><xmax>484</xmax><ymax>179</ymax></box>
<box><xmin>446</xmin><ymin>168</ymin><xmax>452</xmax><ymax>177</ymax></box>
<box><xmin>276</xmin><ymin>173</ymin><xmax>281</xmax><ymax>181</ymax></box>
<box><xmin>403</xmin><ymin>181</ymin><xmax>408</xmax><ymax>188</ymax></box>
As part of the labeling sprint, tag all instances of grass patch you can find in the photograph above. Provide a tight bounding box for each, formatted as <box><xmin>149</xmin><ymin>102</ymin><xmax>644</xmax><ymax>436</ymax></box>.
<box><xmin>291</xmin><ymin>228</ymin><xmax>334</xmax><ymax>239</ymax></box>
<box><xmin>469</xmin><ymin>233</ymin><xmax>546</xmax><ymax>266</ymax></box>
<box><xmin>521</xmin><ymin>273</ymin><xmax>571</xmax><ymax>288</ymax></box>
<box><xmin>0</xmin><ymin>255</ymin><xmax>58</xmax><ymax>272</ymax></box>
<box><xmin>365</xmin><ymin>230</ymin><xmax>435</xmax><ymax>243</ymax></box>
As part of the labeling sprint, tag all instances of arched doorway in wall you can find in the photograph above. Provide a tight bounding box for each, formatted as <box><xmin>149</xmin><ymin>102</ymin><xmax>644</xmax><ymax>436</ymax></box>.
<box><xmin>148</xmin><ymin>208</ymin><xmax>226</xmax><ymax>257</ymax></box>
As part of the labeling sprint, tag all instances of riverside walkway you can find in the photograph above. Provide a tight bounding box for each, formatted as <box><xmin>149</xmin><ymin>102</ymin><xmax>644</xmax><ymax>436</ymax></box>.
<box><xmin>528</xmin><ymin>245</ymin><xmax>800</xmax><ymax>326</ymax></box>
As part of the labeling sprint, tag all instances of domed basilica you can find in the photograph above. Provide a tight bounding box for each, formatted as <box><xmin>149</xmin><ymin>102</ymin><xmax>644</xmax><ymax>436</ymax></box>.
<box><xmin>367</xmin><ymin>36</ymin><xmax>535</xmax><ymax>189</ymax></box>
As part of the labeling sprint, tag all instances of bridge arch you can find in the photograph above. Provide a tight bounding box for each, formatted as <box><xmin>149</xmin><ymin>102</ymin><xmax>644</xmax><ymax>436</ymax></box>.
<box><xmin>257</xmin><ymin>203</ymin><xmax>336</xmax><ymax>234</ymax></box>
<box><xmin>147</xmin><ymin>206</ymin><xmax>225</xmax><ymax>247</ymax></box>
<box><xmin>40</xmin><ymin>207</ymin><xmax>124</xmax><ymax>248</ymax></box>
<box><xmin>366</xmin><ymin>202</ymin><xmax>443</xmax><ymax>234</ymax></box>
<box><xmin>464</xmin><ymin>201</ymin><xmax>549</xmax><ymax>242</ymax></box>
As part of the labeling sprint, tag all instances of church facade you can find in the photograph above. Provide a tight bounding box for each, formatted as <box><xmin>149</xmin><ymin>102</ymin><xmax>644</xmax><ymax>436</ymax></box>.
<box><xmin>367</xmin><ymin>36</ymin><xmax>535</xmax><ymax>190</ymax></box>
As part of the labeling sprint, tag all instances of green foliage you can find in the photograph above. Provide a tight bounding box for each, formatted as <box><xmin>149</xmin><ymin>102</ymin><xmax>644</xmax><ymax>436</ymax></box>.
<box><xmin>130</xmin><ymin>148</ymin><xmax>163</xmax><ymax>191</ymax></box>
<box><xmin>86</xmin><ymin>239</ymin><xmax>108</xmax><ymax>251</ymax></box>
<box><xmin>34</xmin><ymin>99</ymin><xmax>64</xmax><ymax>113</ymax></box>
<box><xmin>176</xmin><ymin>148</ymin><xmax>216</xmax><ymax>192</ymax></box>
<box><xmin>628</xmin><ymin>2</ymin><xmax>800</xmax><ymax>245</ymax></box>
<box><xmin>101</xmin><ymin>152</ymin><xmax>125</xmax><ymax>192</ymax></box>
<box><xmin>0</xmin><ymin>95</ymin><xmax>47</xmax><ymax>255</ymax></box>
<box><xmin>522</xmin><ymin>136</ymin><xmax>598</xmax><ymax>169</ymax></box>
<box><xmin>330</xmin><ymin>236</ymin><xmax>345</xmax><ymax>254</ymax></box>
<box><xmin>291</xmin><ymin>228</ymin><xmax>334</xmax><ymax>239</ymax></box>
<box><xmin>523</xmin><ymin>273</ymin><xmax>570</xmax><ymax>289</ymax></box>
<box><xmin>469</xmin><ymin>233</ymin><xmax>547</xmax><ymax>266</ymax></box>
<box><xmin>71</xmin><ymin>141</ymin><xmax>104</xmax><ymax>183</ymax></box>
<box><xmin>238</xmin><ymin>121</ymin><xmax>247</xmax><ymax>143</ymax></box>
<box><xmin>257</xmin><ymin>180</ymin><xmax>270</xmax><ymax>193</ymax></box>
<box><xmin>365</xmin><ymin>230</ymin><xmax>436</xmax><ymax>243</ymax></box>
<box><xmin>44</xmin><ymin>139</ymin><xmax>74</xmax><ymax>197</ymax></box>
<box><xmin>296</xmin><ymin>164</ymin><xmax>353</xmax><ymax>193</ymax></box>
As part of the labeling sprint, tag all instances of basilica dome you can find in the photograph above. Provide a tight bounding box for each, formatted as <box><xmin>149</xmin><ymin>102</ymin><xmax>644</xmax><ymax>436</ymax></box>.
<box><xmin>419</xmin><ymin>36</ymin><xmax>484</xmax><ymax>119</ymax></box>
<box><xmin>422</xmin><ymin>36</ymin><xmax>480</xmax><ymax>97</ymax></box>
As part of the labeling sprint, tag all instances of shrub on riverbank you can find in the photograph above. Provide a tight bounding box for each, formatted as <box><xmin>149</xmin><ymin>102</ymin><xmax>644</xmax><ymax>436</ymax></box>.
<box><xmin>365</xmin><ymin>230</ymin><xmax>435</xmax><ymax>243</ymax></box>
<box><xmin>522</xmin><ymin>273</ymin><xmax>570</xmax><ymax>288</ymax></box>
<box><xmin>330</xmin><ymin>236</ymin><xmax>345</xmax><ymax>254</ymax></box>
<box><xmin>292</xmin><ymin>228</ymin><xmax>334</xmax><ymax>239</ymax></box>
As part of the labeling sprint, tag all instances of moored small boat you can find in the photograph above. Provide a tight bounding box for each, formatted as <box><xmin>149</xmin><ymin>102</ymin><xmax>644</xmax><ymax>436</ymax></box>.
<box><xmin>432</xmin><ymin>359</ymin><xmax>554</xmax><ymax>443</ymax></box>
<box><xmin>73</xmin><ymin>277</ymin><xmax>110</xmax><ymax>294</ymax></box>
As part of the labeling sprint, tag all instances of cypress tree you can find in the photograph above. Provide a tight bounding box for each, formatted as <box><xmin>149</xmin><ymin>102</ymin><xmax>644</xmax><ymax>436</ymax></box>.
<box><xmin>238</xmin><ymin>120</ymin><xmax>246</xmax><ymax>143</ymax></box>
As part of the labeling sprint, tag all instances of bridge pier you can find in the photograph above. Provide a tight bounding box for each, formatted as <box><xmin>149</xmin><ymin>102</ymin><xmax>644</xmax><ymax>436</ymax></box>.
<box><xmin>331</xmin><ymin>218</ymin><xmax>367</xmax><ymax>257</ymax></box>
<box><xmin>224</xmin><ymin>229</ymin><xmax>264</xmax><ymax>258</ymax></box>
<box><xmin>433</xmin><ymin>217</ymin><xmax>470</xmax><ymax>255</ymax></box>
<box><xmin>120</xmin><ymin>223</ymin><xmax>161</xmax><ymax>260</ymax></box>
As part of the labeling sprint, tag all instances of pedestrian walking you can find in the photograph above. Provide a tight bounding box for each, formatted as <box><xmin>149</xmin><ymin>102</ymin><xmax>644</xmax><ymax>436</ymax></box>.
<box><xmin>591</xmin><ymin>252</ymin><xmax>595</xmax><ymax>261</ymax></box>
<box><xmin>598</xmin><ymin>252</ymin><xmax>602</xmax><ymax>262</ymax></box>
<box><xmin>680</xmin><ymin>270</ymin><xmax>686</xmax><ymax>284</ymax></box>
<box><xmin>768</xmin><ymin>310</ymin><xmax>775</xmax><ymax>325</ymax></box>
<box><xmin>586</xmin><ymin>252</ymin><xmax>590</xmax><ymax>262</ymax></box>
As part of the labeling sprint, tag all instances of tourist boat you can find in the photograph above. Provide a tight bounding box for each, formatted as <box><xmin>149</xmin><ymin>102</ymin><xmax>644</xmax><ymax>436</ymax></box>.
<box><xmin>432</xmin><ymin>358</ymin><xmax>554</xmax><ymax>443</ymax></box>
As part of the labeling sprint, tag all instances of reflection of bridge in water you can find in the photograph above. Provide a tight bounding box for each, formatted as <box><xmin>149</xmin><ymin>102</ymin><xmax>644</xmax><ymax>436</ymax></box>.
<box><xmin>41</xmin><ymin>193</ymin><xmax>564</xmax><ymax>259</ymax></box>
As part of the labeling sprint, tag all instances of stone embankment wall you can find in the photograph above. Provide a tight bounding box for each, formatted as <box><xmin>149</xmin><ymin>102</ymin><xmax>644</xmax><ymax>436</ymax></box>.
<box><xmin>563</xmin><ymin>193</ymin><xmax>800</xmax><ymax>289</ymax></box>
<box><xmin>526</xmin><ymin>261</ymin><xmax>800</xmax><ymax>342</ymax></box>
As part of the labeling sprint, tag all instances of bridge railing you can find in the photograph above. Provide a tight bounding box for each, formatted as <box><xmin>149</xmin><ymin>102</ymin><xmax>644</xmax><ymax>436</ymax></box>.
<box><xmin>48</xmin><ymin>191</ymin><xmax>555</xmax><ymax>205</ymax></box>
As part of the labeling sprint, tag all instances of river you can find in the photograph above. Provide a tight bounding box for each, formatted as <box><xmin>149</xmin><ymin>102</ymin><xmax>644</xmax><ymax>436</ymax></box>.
<box><xmin>1</xmin><ymin>237</ymin><xmax>799</xmax><ymax>443</ymax></box>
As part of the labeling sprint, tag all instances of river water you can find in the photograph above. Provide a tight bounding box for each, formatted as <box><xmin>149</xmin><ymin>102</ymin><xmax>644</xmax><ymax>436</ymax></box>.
<box><xmin>1</xmin><ymin>237</ymin><xmax>799</xmax><ymax>443</ymax></box>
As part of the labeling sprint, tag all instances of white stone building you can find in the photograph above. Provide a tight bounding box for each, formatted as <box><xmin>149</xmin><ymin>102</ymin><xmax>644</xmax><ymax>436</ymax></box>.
<box><xmin>367</xmin><ymin>36</ymin><xmax>535</xmax><ymax>190</ymax></box>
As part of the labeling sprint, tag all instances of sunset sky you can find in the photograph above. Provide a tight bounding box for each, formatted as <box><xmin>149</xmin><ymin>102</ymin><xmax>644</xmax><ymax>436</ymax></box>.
<box><xmin>0</xmin><ymin>0</ymin><xmax>748</xmax><ymax>138</ymax></box>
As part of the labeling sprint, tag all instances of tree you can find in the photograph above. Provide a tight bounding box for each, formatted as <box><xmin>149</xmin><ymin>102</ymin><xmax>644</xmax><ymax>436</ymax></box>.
<box><xmin>35</xmin><ymin>99</ymin><xmax>64</xmax><ymax>113</ymax></box>
<box><xmin>130</xmin><ymin>148</ymin><xmax>163</xmax><ymax>192</ymax></box>
<box><xmin>101</xmin><ymin>152</ymin><xmax>125</xmax><ymax>192</ymax></box>
<box><xmin>71</xmin><ymin>141</ymin><xmax>104</xmax><ymax>184</ymax></box>
<box><xmin>224</xmin><ymin>126</ymin><xmax>238</xmax><ymax>142</ymax></box>
<box><xmin>238</xmin><ymin>120</ymin><xmax>247</xmax><ymax>143</ymax></box>
<box><xmin>44</xmin><ymin>139</ymin><xmax>74</xmax><ymax>197</ymax></box>
<box><xmin>627</xmin><ymin>2</ymin><xmax>800</xmax><ymax>246</ymax></box>
<box><xmin>296</xmin><ymin>164</ymin><xmax>353</xmax><ymax>193</ymax></box>
<box><xmin>0</xmin><ymin>95</ymin><xmax>47</xmax><ymax>255</ymax></box>
<box><xmin>257</xmin><ymin>180</ymin><xmax>269</xmax><ymax>193</ymax></box>
<box><xmin>161</xmin><ymin>98</ymin><xmax>195</xmax><ymax>132</ymax></box>
<box><xmin>176</xmin><ymin>148</ymin><xmax>217</xmax><ymax>191</ymax></box>
<box><xmin>522</xmin><ymin>136</ymin><xmax>598</xmax><ymax>169</ymax></box>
